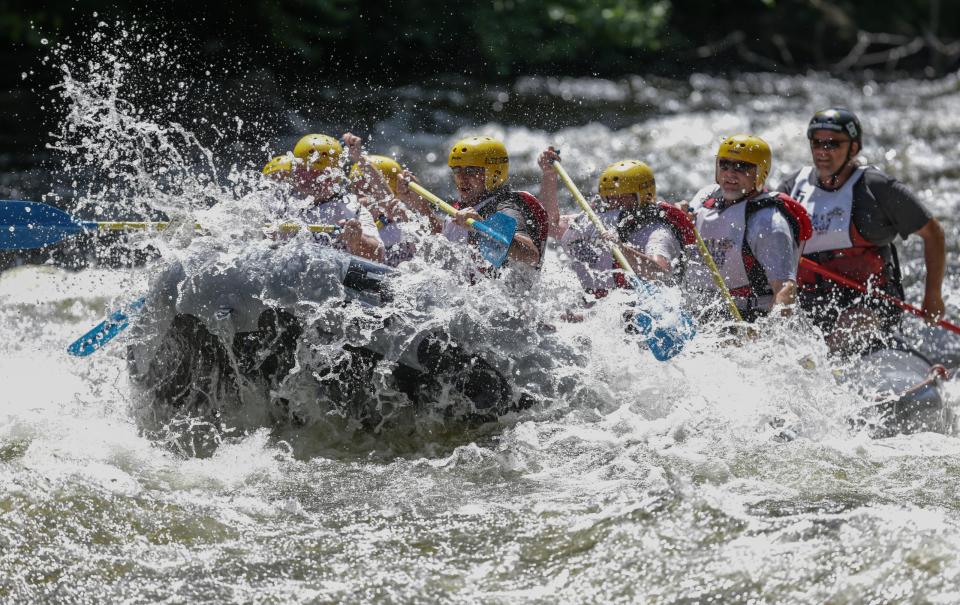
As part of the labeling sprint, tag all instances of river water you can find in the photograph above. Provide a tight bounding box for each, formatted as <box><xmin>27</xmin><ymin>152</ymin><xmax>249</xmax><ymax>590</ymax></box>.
<box><xmin>2</xmin><ymin>24</ymin><xmax>960</xmax><ymax>604</ymax></box>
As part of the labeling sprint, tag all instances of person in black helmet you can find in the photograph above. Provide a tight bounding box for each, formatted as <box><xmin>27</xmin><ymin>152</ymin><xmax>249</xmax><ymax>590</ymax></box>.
<box><xmin>778</xmin><ymin>108</ymin><xmax>946</xmax><ymax>351</ymax></box>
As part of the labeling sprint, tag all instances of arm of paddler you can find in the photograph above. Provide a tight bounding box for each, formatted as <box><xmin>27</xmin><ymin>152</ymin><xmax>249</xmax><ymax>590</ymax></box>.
<box><xmin>507</xmin><ymin>232</ymin><xmax>540</xmax><ymax>267</ymax></box>
<box><xmin>343</xmin><ymin>132</ymin><xmax>395</xmax><ymax>201</ymax></box>
<box><xmin>396</xmin><ymin>170</ymin><xmax>444</xmax><ymax>234</ymax></box>
<box><xmin>596</xmin><ymin>226</ymin><xmax>673</xmax><ymax>282</ymax></box>
<box><xmin>339</xmin><ymin>207</ymin><xmax>386</xmax><ymax>262</ymax></box>
<box><xmin>617</xmin><ymin>241</ymin><xmax>673</xmax><ymax>282</ymax></box>
<box><xmin>746</xmin><ymin>206</ymin><xmax>800</xmax><ymax>318</ymax></box>
<box><xmin>769</xmin><ymin>279</ymin><xmax>798</xmax><ymax>317</ymax></box>
<box><xmin>537</xmin><ymin>146</ymin><xmax>571</xmax><ymax>240</ymax></box>
<box><xmin>339</xmin><ymin>219</ymin><xmax>386</xmax><ymax>262</ymax></box>
<box><xmin>914</xmin><ymin>217</ymin><xmax>946</xmax><ymax>323</ymax></box>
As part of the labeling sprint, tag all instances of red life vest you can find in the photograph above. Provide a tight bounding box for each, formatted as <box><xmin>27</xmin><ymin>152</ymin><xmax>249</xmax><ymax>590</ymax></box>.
<box><xmin>797</xmin><ymin>222</ymin><xmax>896</xmax><ymax>290</ymax></box>
<box><xmin>516</xmin><ymin>190</ymin><xmax>550</xmax><ymax>267</ymax></box>
<box><xmin>701</xmin><ymin>191</ymin><xmax>812</xmax><ymax>301</ymax></box>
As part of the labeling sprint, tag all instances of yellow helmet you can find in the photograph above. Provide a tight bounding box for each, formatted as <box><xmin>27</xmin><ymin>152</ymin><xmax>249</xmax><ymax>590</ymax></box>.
<box><xmin>598</xmin><ymin>160</ymin><xmax>656</xmax><ymax>203</ymax></box>
<box><xmin>447</xmin><ymin>136</ymin><xmax>509</xmax><ymax>190</ymax></box>
<box><xmin>716</xmin><ymin>134</ymin><xmax>771</xmax><ymax>190</ymax></box>
<box><xmin>293</xmin><ymin>134</ymin><xmax>343</xmax><ymax>172</ymax></box>
<box><xmin>350</xmin><ymin>154</ymin><xmax>402</xmax><ymax>194</ymax></box>
<box><xmin>262</xmin><ymin>153</ymin><xmax>294</xmax><ymax>178</ymax></box>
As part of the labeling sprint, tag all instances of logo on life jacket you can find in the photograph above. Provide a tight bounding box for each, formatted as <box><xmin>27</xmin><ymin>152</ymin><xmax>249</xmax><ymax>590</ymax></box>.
<box><xmin>811</xmin><ymin>207</ymin><xmax>845</xmax><ymax>235</ymax></box>
<box><xmin>705</xmin><ymin>238</ymin><xmax>735</xmax><ymax>266</ymax></box>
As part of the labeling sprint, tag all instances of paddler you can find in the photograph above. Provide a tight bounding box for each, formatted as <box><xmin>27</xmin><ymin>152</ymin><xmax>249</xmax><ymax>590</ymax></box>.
<box><xmin>777</xmin><ymin>108</ymin><xmax>946</xmax><ymax>351</ymax></box>
<box><xmin>342</xmin><ymin>132</ymin><xmax>427</xmax><ymax>267</ymax></box>
<box><xmin>261</xmin><ymin>153</ymin><xmax>295</xmax><ymax>180</ymax></box>
<box><xmin>340</xmin><ymin>134</ymin><xmax>535</xmax><ymax>416</ymax></box>
<box><xmin>537</xmin><ymin>148</ymin><xmax>694</xmax><ymax>300</ymax></box>
<box><xmin>271</xmin><ymin>133</ymin><xmax>384</xmax><ymax>262</ymax></box>
<box><xmin>686</xmin><ymin>134</ymin><xmax>812</xmax><ymax>322</ymax></box>
<box><xmin>398</xmin><ymin>135</ymin><xmax>548</xmax><ymax>270</ymax></box>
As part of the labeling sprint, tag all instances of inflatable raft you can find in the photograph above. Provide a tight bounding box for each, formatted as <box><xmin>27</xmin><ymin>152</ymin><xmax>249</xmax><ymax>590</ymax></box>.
<box><xmin>847</xmin><ymin>342</ymin><xmax>952</xmax><ymax>437</ymax></box>
<box><xmin>125</xmin><ymin>240</ymin><xmax>541</xmax><ymax>431</ymax></box>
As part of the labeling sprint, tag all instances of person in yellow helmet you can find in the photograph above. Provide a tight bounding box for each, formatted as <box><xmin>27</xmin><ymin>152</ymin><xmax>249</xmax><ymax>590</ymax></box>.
<box><xmin>538</xmin><ymin>147</ymin><xmax>695</xmax><ymax>300</ymax></box>
<box><xmin>269</xmin><ymin>133</ymin><xmax>384</xmax><ymax>262</ymax></box>
<box><xmin>399</xmin><ymin>135</ymin><xmax>548</xmax><ymax>269</ymax></box>
<box><xmin>351</xmin><ymin>154</ymin><xmax>401</xmax><ymax>197</ymax></box>
<box><xmin>341</xmin><ymin>132</ymin><xmax>431</xmax><ymax>267</ymax></box>
<box><xmin>685</xmin><ymin>134</ymin><xmax>812</xmax><ymax>321</ymax></box>
<box><xmin>262</xmin><ymin>153</ymin><xmax>295</xmax><ymax>179</ymax></box>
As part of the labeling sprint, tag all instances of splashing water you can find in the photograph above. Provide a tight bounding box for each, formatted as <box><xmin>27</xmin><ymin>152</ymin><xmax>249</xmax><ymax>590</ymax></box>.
<box><xmin>2</xmin><ymin>21</ymin><xmax>960</xmax><ymax>603</ymax></box>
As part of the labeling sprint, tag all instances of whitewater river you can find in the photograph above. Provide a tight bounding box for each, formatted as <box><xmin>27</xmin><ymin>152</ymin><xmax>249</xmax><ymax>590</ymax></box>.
<box><xmin>3</xmin><ymin>29</ymin><xmax>960</xmax><ymax>604</ymax></box>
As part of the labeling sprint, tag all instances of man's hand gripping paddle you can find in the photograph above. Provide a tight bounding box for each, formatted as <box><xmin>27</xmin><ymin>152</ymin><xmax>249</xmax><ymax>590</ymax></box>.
<box><xmin>552</xmin><ymin>162</ymin><xmax>695</xmax><ymax>361</ymax></box>
<box><xmin>406</xmin><ymin>182</ymin><xmax>517</xmax><ymax>268</ymax></box>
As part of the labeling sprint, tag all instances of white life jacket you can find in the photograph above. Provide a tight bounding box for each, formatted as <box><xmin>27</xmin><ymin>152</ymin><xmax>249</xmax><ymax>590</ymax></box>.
<box><xmin>560</xmin><ymin>209</ymin><xmax>621</xmax><ymax>293</ymax></box>
<box><xmin>789</xmin><ymin>165</ymin><xmax>864</xmax><ymax>254</ymax></box>
<box><xmin>694</xmin><ymin>191</ymin><xmax>811</xmax><ymax>314</ymax></box>
<box><xmin>694</xmin><ymin>198</ymin><xmax>768</xmax><ymax>310</ymax></box>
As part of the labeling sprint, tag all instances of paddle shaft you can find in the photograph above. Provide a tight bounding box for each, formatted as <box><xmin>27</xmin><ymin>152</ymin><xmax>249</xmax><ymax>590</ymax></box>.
<box><xmin>691</xmin><ymin>227</ymin><xmax>744</xmax><ymax>322</ymax></box>
<box><xmin>92</xmin><ymin>221</ymin><xmax>338</xmax><ymax>234</ymax></box>
<box><xmin>406</xmin><ymin>181</ymin><xmax>506</xmax><ymax>244</ymax></box>
<box><xmin>800</xmin><ymin>257</ymin><xmax>960</xmax><ymax>335</ymax></box>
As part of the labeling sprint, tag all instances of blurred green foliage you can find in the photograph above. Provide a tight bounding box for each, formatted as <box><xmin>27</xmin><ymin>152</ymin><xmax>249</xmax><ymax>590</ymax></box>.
<box><xmin>1</xmin><ymin>0</ymin><xmax>958</xmax><ymax>80</ymax></box>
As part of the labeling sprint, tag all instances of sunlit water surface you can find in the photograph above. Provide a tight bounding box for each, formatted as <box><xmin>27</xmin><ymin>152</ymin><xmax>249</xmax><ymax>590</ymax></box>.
<box><xmin>2</xmin><ymin>25</ymin><xmax>960</xmax><ymax>604</ymax></box>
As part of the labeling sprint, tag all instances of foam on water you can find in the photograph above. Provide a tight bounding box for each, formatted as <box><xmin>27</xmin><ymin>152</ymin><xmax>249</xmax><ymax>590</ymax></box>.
<box><xmin>2</xmin><ymin>19</ymin><xmax>960</xmax><ymax>604</ymax></box>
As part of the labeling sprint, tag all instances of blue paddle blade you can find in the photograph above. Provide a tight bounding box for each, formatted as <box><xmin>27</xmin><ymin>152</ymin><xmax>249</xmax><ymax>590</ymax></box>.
<box><xmin>472</xmin><ymin>211</ymin><xmax>517</xmax><ymax>268</ymax></box>
<box><xmin>627</xmin><ymin>277</ymin><xmax>696</xmax><ymax>361</ymax></box>
<box><xmin>67</xmin><ymin>298</ymin><xmax>146</xmax><ymax>357</ymax></box>
<box><xmin>0</xmin><ymin>200</ymin><xmax>93</xmax><ymax>250</ymax></box>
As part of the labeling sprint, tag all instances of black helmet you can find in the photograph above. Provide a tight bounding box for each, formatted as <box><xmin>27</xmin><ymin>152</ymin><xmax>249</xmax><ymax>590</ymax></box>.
<box><xmin>807</xmin><ymin>108</ymin><xmax>862</xmax><ymax>143</ymax></box>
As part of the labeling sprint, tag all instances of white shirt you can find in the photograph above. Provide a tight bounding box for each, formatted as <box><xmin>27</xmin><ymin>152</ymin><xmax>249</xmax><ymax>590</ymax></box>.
<box><xmin>560</xmin><ymin>209</ymin><xmax>683</xmax><ymax>292</ymax></box>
